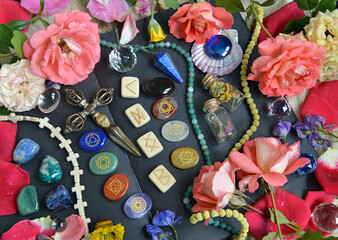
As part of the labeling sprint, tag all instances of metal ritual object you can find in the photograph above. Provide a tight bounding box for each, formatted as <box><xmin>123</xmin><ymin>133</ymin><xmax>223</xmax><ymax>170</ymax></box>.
<box><xmin>64</xmin><ymin>88</ymin><xmax>141</xmax><ymax>157</ymax></box>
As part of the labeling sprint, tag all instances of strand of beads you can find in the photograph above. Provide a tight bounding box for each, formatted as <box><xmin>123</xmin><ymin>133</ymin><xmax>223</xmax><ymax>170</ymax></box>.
<box><xmin>190</xmin><ymin>209</ymin><xmax>249</xmax><ymax>240</ymax></box>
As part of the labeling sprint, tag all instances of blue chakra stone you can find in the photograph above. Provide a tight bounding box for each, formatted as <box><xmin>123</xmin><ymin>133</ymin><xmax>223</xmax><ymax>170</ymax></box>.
<box><xmin>204</xmin><ymin>35</ymin><xmax>232</xmax><ymax>60</ymax></box>
<box><xmin>154</xmin><ymin>53</ymin><xmax>183</xmax><ymax>84</ymax></box>
<box><xmin>45</xmin><ymin>185</ymin><xmax>73</xmax><ymax>212</ymax></box>
<box><xmin>124</xmin><ymin>193</ymin><xmax>152</xmax><ymax>219</ymax></box>
<box><xmin>39</xmin><ymin>155</ymin><xmax>63</xmax><ymax>184</ymax></box>
<box><xmin>297</xmin><ymin>153</ymin><xmax>317</xmax><ymax>175</ymax></box>
<box><xmin>79</xmin><ymin>130</ymin><xmax>107</xmax><ymax>152</ymax></box>
<box><xmin>13</xmin><ymin>138</ymin><xmax>40</xmax><ymax>164</ymax></box>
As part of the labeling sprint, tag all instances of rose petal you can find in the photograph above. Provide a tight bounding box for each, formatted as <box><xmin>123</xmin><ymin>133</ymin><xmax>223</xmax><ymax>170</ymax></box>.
<box><xmin>120</xmin><ymin>15</ymin><xmax>139</xmax><ymax>45</ymax></box>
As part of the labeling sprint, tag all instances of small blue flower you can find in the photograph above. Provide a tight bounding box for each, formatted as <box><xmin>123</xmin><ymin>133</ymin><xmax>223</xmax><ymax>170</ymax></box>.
<box><xmin>152</xmin><ymin>210</ymin><xmax>183</xmax><ymax>227</ymax></box>
<box><xmin>293</xmin><ymin>121</ymin><xmax>312</xmax><ymax>139</ymax></box>
<box><xmin>146</xmin><ymin>224</ymin><xmax>171</xmax><ymax>240</ymax></box>
<box><xmin>272</xmin><ymin>121</ymin><xmax>292</xmax><ymax>140</ymax></box>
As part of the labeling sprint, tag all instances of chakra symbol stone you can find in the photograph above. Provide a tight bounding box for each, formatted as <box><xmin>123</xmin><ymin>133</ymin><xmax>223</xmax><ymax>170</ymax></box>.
<box><xmin>124</xmin><ymin>193</ymin><xmax>152</xmax><ymax>219</ymax></box>
<box><xmin>13</xmin><ymin>138</ymin><xmax>40</xmax><ymax>164</ymax></box>
<box><xmin>149</xmin><ymin>165</ymin><xmax>176</xmax><ymax>193</ymax></box>
<box><xmin>104</xmin><ymin>173</ymin><xmax>129</xmax><ymax>201</ymax></box>
<box><xmin>89</xmin><ymin>152</ymin><xmax>118</xmax><ymax>175</ymax></box>
<box><xmin>161</xmin><ymin>120</ymin><xmax>189</xmax><ymax>142</ymax></box>
<box><xmin>152</xmin><ymin>97</ymin><xmax>178</xmax><ymax>120</ymax></box>
<box><xmin>171</xmin><ymin>147</ymin><xmax>199</xmax><ymax>170</ymax></box>
<box><xmin>79</xmin><ymin>130</ymin><xmax>107</xmax><ymax>152</ymax></box>
<box><xmin>137</xmin><ymin>131</ymin><xmax>163</xmax><ymax>158</ymax></box>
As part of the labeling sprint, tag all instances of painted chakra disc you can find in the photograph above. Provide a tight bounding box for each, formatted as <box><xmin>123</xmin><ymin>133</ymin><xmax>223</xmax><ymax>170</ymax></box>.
<box><xmin>123</xmin><ymin>193</ymin><xmax>152</xmax><ymax>219</ymax></box>
<box><xmin>161</xmin><ymin>120</ymin><xmax>189</xmax><ymax>142</ymax></box>
<box><xmin>152</xmin><ymin>97</ymin><xmax>178</xmax><ymax>120</ymax></box>
<box><xmin>89</xmin><ymin>152</ymin><xmax>118</xmax><ymax>175</ymax></box>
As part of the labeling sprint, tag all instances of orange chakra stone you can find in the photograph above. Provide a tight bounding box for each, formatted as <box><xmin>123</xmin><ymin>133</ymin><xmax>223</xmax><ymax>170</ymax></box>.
<box><xmin>152</xmin><ymin>97</ymin><xmax>178</xmax><ymax>120</ymax></box>
<box><xmin>103</xmin><ymin>173</ymin><xmax>129</xmax><ymax>201</ymax></box>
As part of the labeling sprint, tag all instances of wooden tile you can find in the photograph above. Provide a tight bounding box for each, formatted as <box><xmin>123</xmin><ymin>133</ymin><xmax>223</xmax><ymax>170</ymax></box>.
<box><xmin>137</xmin><ymin>131</ymin><xmax>163</xmax><ymax>158</ymax></box>
<box><xmin>125</xmin><ymin>103</ymin><xmax>150</xmax><ymax>128</ymax></box>
<box><xmin>121</xmin><ymin>76</ymin><xmax>139</xmax><ymax>98</ymax></box>
<box><xmin>148</xmin><ymin>165</ymin><xmax>176</xmax><ymax>193</ymax></box>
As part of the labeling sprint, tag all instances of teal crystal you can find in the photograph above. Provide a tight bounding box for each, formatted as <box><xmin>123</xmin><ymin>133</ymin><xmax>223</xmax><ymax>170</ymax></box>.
<box><xmin>39</xmin><ymin>155</ymin><xmax>63</xmax><ymax>184</ymax></box>
<box><xmin>154</xmin><ymin>53</ymin><xmax>183</xmax><ymax>83</ymax></box>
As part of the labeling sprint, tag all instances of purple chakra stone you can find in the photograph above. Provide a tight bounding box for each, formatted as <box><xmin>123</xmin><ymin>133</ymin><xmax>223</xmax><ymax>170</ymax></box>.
<box><xmin>296</xmin><ymin>153</ymin><xmax>317</xmax><ymax>175</ymax></box>
<box><xmin>204</xmin><ymin>35</ymin><xmax>232</xmax><ymax>60</ymax></box>
<box><xmin>312</xmin><ymin>202</ymin><xmax>338</xmax><ymax>232</ymax></box>
<box><xmin>124</xmin><ymin>193</ymin><xmax>152</xmax><ymax>219</ymax></box>
<box><xmin>45</xmin><ymin>185</ymin><xmax>73</xmax><ymax>212</ymax></box>
<box><xmin>269</xmin><ymin>97</ymin><xmax>291</xmax><ymax>118</ymax></box>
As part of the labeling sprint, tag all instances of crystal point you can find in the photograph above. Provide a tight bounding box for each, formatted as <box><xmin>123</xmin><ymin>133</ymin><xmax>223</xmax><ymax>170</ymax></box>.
<box><xmin>154</xmin><ymin>53</ymin><xmax>183</xmax><ymax>83</ymax></box>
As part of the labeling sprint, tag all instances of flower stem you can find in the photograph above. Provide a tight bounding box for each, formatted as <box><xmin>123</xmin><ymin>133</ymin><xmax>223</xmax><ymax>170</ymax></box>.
<box><xmin>250</xmin><ymin>1</ymin><xmax>273</xmax><ymax>38</ymax></box>
<box><xmin>319</xmin><ymin>128</ymin><xmax>338</xmax><ymax>139</ymax></box>
<box><xmin>245</xmin><ymin>203</ymin><xmax>268</xmax><ymax>217</ymax></box>
<box><xmin>269</xmin><ymin>186</ymin><xmax>283</xmax><ymax>240</ymax></box>
<box><xmin>151</xmin><ymin>0</ymin><xmax>156</xmax><ymax>19</ymax></box>
<box><xmin>169</xmin><ymin>225</ymin><xmax>178</xmax><ymax>240</ymax></box>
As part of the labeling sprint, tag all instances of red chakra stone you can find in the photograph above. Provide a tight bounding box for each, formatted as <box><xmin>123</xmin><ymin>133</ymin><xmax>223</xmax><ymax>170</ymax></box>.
<box><xmin>103</xmin><ymin>173</ymin><xmax>129</xmax><ymax>201</ymax></box>
<box><xmin>152</xmin><ymin>97</ymin><xmax>178</xmax><ymax>120</ymax></box>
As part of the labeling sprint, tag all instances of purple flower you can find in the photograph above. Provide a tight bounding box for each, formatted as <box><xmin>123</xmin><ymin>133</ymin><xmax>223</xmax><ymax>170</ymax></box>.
<box><xmin>303</xmin><ymin>115</ymin><xmax>326</xmax><ymax>129</ymax></box>
<box><xmin>293</xmin><ymin>121</ymin><xmax>312</xmax><ymax>139</ymax></box>
<box><xmin>272</xmin><ymin>121</ymin><xmax>292</xmax><ymax>140</ymax></box>
<box><xmin>146</xmin><ymin>224</ymin><xmax>172</xmax><ymax>240</ymax></box>
<box><xmin>152</xmin><ymin>210</ymin><xmax>183</xmax><ymax>227</ymax></box>
<box><xmin>308</xmin><ymin>133</ymin><xmax>332</xmax><ymax>152</ymax></box>
<box><xmin>87</xmin><ymin>0</ymin><xmax>129</xmax><ymax>23</ymax></box>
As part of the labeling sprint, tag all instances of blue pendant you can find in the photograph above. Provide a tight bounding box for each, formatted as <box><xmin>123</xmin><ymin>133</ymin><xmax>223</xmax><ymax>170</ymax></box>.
<box><xmin>154</xmin><ymin>53</ymin><xmax>183</xmax><ymax>84</ymax></box>
<box><xmin>205</xmin><ymin>35</ymin><xmax>232</xmax><ymax>60</ymax></box>
<box><xmin>79</xmin><ymin>130</ymin><xmax>107</xmax><ymax>152</ymax></box>
<box><xmin>297</xmin><ymin>153</ymin><xmax>317</xmax><ymax>175</ymax></box>
<box><xmin>124</xmin><ymin>193</ymin><xmax>152</xmax><ymax>219</ymax></box>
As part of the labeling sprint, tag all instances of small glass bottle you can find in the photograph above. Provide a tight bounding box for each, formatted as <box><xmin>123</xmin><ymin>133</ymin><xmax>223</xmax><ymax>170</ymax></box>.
<box><xmin>203</xmin><ymin>98</ymin><xmax>237</xmax><ymax>143</ymax></box>
<box><xmin>202</xmin><ymin>73</ymin><xmax>244</xmax><ymax>112</ymax></box>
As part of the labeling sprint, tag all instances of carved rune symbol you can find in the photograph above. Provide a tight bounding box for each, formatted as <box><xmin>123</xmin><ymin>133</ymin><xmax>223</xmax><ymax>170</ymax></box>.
<box><xmin>130</xmin><ymin>107</ymin><xmax>146</xmax><ymax>125</ymax></box>
<box><xmin>141</xmin><ymin>133</ymin><xmax>159</xmax><ymax>152</ymax></box>
<box><xmin>153</xmin><ymin>168</ymin><xmax>170</xmax><ymax>186</ymax></box>
<box><xmin>125</xmin><ymin>79</ymin><xmax>137</xmax><ymax>95</ymax></box>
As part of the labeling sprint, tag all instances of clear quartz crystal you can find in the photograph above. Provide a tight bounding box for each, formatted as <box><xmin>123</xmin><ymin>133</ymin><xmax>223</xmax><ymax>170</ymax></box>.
<box><xmin>269</xmin><ymin>97</ymin><xmax>291</xmax><ymax>118</ymax></box>
<box><xmin>109</xmin><ymin>45</ymin><xmax>137</xmax><ymax>73</ymax></box>
<box><xmin>52</xmin><ymin>217</ymin><xmax>67</xmax><ymax>232</ymax></box>
<box><xmin>312</xmin><ymin>202</ymin><xmax>338</xmax><ymax>232</ymax></box>
<box><xmin>38</xmin><ymin>88</ymin><xmax>60</xmax><ymax>113</ymax></box>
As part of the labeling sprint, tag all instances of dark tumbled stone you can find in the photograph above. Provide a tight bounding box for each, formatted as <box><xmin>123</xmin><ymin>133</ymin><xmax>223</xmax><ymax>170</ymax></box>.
<box><xmin>143</xmin><ymin>77</ymin><xmax>175</xmax><ymax>97</ymax></box>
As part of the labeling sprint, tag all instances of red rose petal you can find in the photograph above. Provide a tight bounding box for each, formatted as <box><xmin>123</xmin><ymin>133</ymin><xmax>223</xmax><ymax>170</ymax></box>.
<box><xmin>244</xmin><ymin>188</ymin><xmax>311</xmax><ymax>240</ymax></box>
<box><xmin>1</xmin><ymin>220</ymin><xmax>41</xmax><ymax>240</ymax></box>
<box><xmin>314</xmin><ymin>160</ymin><xmax>338</xmax><ymax>195</ymax></box>
<box><xmin>0</xmin><ymin>0</ymin><xmax>30</xmax><ymax>32</ymax></box>
<box><xmin>0</xmin><ymin>122</ymin><xmax>17</xmax><ymax>162</ymax></box>
<box><xmin>0</xmin><ymin>161</ymin><xmax>30</xmax><ymax>216</ymax></box>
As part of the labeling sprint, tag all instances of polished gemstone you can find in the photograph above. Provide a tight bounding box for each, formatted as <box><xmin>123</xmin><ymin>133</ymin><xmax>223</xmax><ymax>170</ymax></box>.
<box><xmin>17</xmin><ymin>185</ymin><xmax>39</xmax><ymax>216</ymax></box>
<box><xmin>152</xmin><ymin>97</ymin><xmax>178</xmax><ymax>120</ymax></box>
<box><xmin>161</xmin><ymin>120</ymin><xmax>189</xmax><ymax>142</ymax></box>
<box><xmin>79</xmin><ymin>130</ymin><xmax>107</xmax><ymax>152</ymax></box>
<box><xmin>45</xmin><ymin>185</ymin><xmax>73</xmax><ymax>212</ymax></box>
<box><xmin>109</xmin><ymin>46</ymin><xmax>137</xmax><ymax>73</ymax></box>
<box><xmin>89</xmin><ymin>152</ymin><xmax>118</xmax><ymax>175</ymax></box>
<box><xmin>269</xmin><ymin>97</ymin><xmax>291</xmax><ymax>118</ymax></box>
<box><xmin>297</xmin><ymin>153</ymin><xmax>317</xmax><ymax>175</ymax></box>
<box><xmin>104</xmin><ymin>173</ymin><xmax>129</xmax><ymax>201</ymax></box>
<box><xmin>39</xmin><ymin>155</ymin><xmax>62</xmax><ymax>184</ymax></box>
<box><xmin>52</xmin><ymin>217</ymin><xmax>67</xmax><ymax>232</ymax></box>
<box><xmin>13</xmin><ymin>138</ymin><xmax>40</xmax><ymax>164</ymax></box>
<box><xmin>38</xmin><ymin>87</ymin><xmax>60</xmax><ymax>113</ymax></box>
<box><xmin>171</xmin><ymin>147</ymin><xmax>199</xmax><ymax>169</ymax></box>
<box><xmin>312</xmin><ymin>202</ymin><xmax>338</xmax><ymax>232</ymax></box>
<box><xmin>36</xmin><ymin>233</ymin><xmax>53</xmax><ymax>240</ymax></box>
<box><xmin>143</xmin><ymin>77</ymin><xmax>175</xmax><ymax>97</ymax></box>
<box><xmin>148</xmin><ymin>165</ymin><xmax>176</xmax><ymax>193</ymax></box>
<box><xmin>154</xmin><ymin>53</ymin><xmax>183</xmax><ymax>83</ymax></box>
<box><xmin>123</xmin><ymin>193</ymin><xmax>152</xmax><ymax>219</ymax></box>
<box><xmin>205</xmin><ymin>35</ymin><xmax>232</xmax><ymax>60</ymax></box>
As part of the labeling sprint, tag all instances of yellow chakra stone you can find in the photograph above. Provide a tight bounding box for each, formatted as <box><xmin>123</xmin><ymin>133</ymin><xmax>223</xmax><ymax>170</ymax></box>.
<box><xmin>171</xmin><ymin>147</ymin><xmax>199</xmax><ymax>170</ymax></box>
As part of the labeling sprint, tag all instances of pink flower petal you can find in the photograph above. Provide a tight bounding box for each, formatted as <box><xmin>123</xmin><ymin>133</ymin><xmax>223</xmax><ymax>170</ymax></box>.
<box><xmin>261</xmin><ymin>172</ymin><xmax>288</xmax><ymax>187</ymax></box>
<box><xmin>229</xmin><ymin>151</ymin><xmax>262</xmax><ymax>174</ymax></box>
<box><xmin>21</xmin><ymin>0</ymin><xmax>70</xmax><ymax>16</ymax></box>
<box><xmin>87</xmin><ymin>0</ymin><xmax>128</xmax><ymax>23</ymax></box>
<box><xmin>120</xmin><ymin>15</ymin><xmax>139</xmax><ymax>45</ymax></box>
<box><xmin>255</xmin><ymin>138</ymin><xmax>281</xmax><ymax>173</ymax></box>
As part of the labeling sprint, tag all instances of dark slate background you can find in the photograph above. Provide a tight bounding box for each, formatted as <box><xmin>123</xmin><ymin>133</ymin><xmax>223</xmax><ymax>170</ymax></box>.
<box><xmin>0</xmin><ymin>7</ymin><xmax>321</xmax><ymax>240</ymax></box>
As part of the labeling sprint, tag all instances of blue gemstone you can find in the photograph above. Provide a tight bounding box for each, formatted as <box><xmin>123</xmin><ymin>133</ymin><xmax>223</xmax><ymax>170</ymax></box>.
<box><xmin>205</xmin><ymin>35</ymin><xmax>232</xmax><ymax>60</ymax></box>
<box><xmin>297</xmin><ymin>153</ymin><xmax>317</xmax><ymax>175</ymax></box>
<box><xmin>154</xmin><ymin>53</ymin><xmax>183</xmax><ymax>83</ymax></box>
<box><xmin>39</xmin><ymin>155</ymin><xmax>63</xmax><ymax>184</ymax></box>
<box><xmin>79</xmin><ymin>130</ymin><xmax>107</xmax><ymax>152</ymax></box>
<box><xmin>45</xmin><ymin>185</ymin><xmax>73</xmax><ymax>212</ymax></box>
<box><xmin>124</xmin><ymin>193</ymin><xmax>152</xmax><ymax>219</ymax></box>
<box><xmin>13</xmin><ymin>138</ymin><xmax>40</xmax><ymax>164</ymax></box>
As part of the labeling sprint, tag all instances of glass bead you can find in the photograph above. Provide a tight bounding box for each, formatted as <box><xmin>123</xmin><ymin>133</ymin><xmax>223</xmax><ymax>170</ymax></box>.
<box><xmin>106</xmin><ymin>42</ymin><xmax>113</xmax><ymax>48</ymax></box>
<box><xmin>52</xmin><ymin>217</ymin><xmax>67</xmax><ymax>232</ymax></box>
<box><xmin>188</xmin><ymin>62</ymin><xmax>194</xmax><ymax>67</ymax></box>
<box><xmin>188</xmin><ymin>82</ymin><xmax>194</xmax><ymax>88</ymax></box>
<box><xmin>187</xmin><ymin>185</ymin><xmax>193</xmax><ymax>192</ymax></box>
<box><xmin>312</xmin><ymin>202</ymin><xmax>338</xmax><ymax>232</ymax></box>
<box><xmin>193</xmin><ymin>124</ymin><xmax>200</xmax><ymax>130</ymax></box>
<box><xmin>184</xmin><ymin>52</ymin><xmax>190</xmax><ymax>58</ymax></box>
<box><xmin>180</xmin><ymin>49</ymin><xmax>186</xmax><ymax>55</ymax></box>
<box><xmin>112</xmin><ymin>43</ymin><xmax>118</xmax><ymax>48</ymax></box>
<box><xmin>171</xmin><ymin>43</ymin><xmax>176</xmax><ymax>49</ymax></box>
<box><xmin>208</xmin><ymin>218</ymin><xmax>214</xmax><ymax>224</ymax></box>
<box><xmin>159</xmin><ymin>42</ymin><xmax>165</xmax><ymax>47</ymax></box>
<box><xmin>188</xmin><ymin>87</ymin><xmax>194</xmax><ymax>93</ymax></box>
<box><xmin>191</xmin><ymin>119</ymin><xmax>198</xmax><ymax>125</ymax></box>
<box><xmin>197</xmin><ymin>134</ymin><xmax>204</xmax><ymax>140</ymax></box>
<box><xmin>189</xmin><ymin>67</ymin><xmax>195</xmax><ymax>72</ymax></box>
<box><xmin>100</xmin><ymin>39</ymin><xmax>107</xmax><ymax>46</ymax></box>
<box><xmin>183</xmin><ymin>197</ymin><xmax>190</xmax><ymax>204</ymax></box>
<box><xmin>187</xmin><ymin>97</ymin><xmax>193</xmax><ymax>103</ymax></box>
<box><xmin>219</xmin><ymin>222</ymin><xmax>226</xmax><ymax>229</ymax></box>
<box><xmin>185</xmin><ymin>203</ymin><xmax>192</xmax><ymax>211</ymax></box>
<box><xmin>201</xmin><ymin>145</ymin><xmax>208</xmax><ymax>151</ymax></box>
<box><xmin>133</xmin><ymin>46</ymin><xmax>139</xmax><ymax>52</ymax></box>
<box><xmin>165</xmin><ymin>42</ymin><xmax>171</xmax><ymax>47</ymax></box>
<box><xmin>184</xmin><ymin>191</ymin><xmax>191</xmax><ymax>198</ymax></box>
<box><xmin>205</xmin><ymin>35</ymin><xmax>232</xmax><ymax>60</ymax></box>
<box><xmin>38</xmin><ymin>87</ymin><xmax>60</xmax><ymax>113</ymax></box>
<box><xmin>203</xmin><ymin>149</ymin><xmax>210</xmax><ymax>156</ymax></box>
<box><xmin>188</xmin><ymin>77</ymin><xmax>194</xmax><ymax>82</ymax></box>
<box><xmin>176</xmin><ymin>46</ymin><xmax>182</xmax><ymax>51</ymax></box>
<box><xmin>190</xmin><ymin>113</ymin><xmax>196</xmax><ymax>119</ymax></box>
<box><xmin>187</xmin><ymin>92</ymin><xmax>193</xmax><ymax>98</ymax></box>
<box><xmin>269</xmin><ymin>97</ymin><xmax>291</xmax><ymax>118</ymax></box>
<box><xmin>195</xmin><ymin>129</ymin><xmax>202</xmax><ymax>135</ymax></box>
<box><xmin>186</xmin><ymin>57</ymin><xmax>192</xmax><ymax>62</ymax></box>
<box><xmin>148</xmin><ymin>43</ymin><xmax>154</xmax><ymax>49</ymax></box>
<box><xmin>154</xmin><ymin>42</ymin><xmax>160</xmax><ymax>48</ymax></box>
<box><xmin>189</xmin><ymin>72</ymin><xmax>195</xmax><ymax>77</ymax></box>
<box><xmin>109</xmin><ymin>46</ymin><xmax>137</xmax><ymax>73</ymax></box>
<box><xmin>199</xmin><ymin>139</ymin><xmax>206</xmax><ymax>145</ymax></box>
<box><xmin>188</xmin><ymin>108</ymin><xmax>195</xmax><ymax>114</ymax></box>
<box><xmin>213</xmin><ymin>219</ymin><xmax>220</xmax><ymax>227</ymax></box>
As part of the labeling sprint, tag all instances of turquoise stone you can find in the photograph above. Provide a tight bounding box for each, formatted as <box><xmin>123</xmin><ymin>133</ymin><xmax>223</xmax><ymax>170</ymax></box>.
<box><xmin>154</xmin><ymin>53</ymin><xmax>183</xmax><ymax>83</ymax></box>
<box><xmin>39</xmin><ymin>155</ymin><xmax>63</xmax><ymax>184</ymax></box>
<box><xmin>17</xmin><ymin>185</ymin><xmax>39</xmax><ymax>216</ymax></box>
<box><xmin>79</xmin><ymin>130</ymin><xmax>107</xmax><ymax>152</ymax></box>
<box><xmin>89</xmin><ymin>152</ymin><xmax>118</xmax><ymax>175</ymax></box>
<box><xmin>13</xmin><ymin>138</ymin><xmax>40</xmax><ymax>164</ymax></box>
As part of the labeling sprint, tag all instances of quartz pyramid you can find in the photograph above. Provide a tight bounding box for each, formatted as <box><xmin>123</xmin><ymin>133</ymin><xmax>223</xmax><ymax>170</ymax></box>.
<box><xmin>154</xmin><ymin>53</ymin><xmax>183</xmax><ymax>83</ymax></box>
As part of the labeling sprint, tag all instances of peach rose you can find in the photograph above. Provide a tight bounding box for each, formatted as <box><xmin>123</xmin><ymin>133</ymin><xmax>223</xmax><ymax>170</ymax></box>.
<box><xmin>229</xmin><ymin>138</ymin><xmax>310</xmax><ymax>193</ymax></box>
<box><xmin>192</xmin><ymin>161</ymin><xmax>235</xmax><ymax>212</ymax></box>
<box><xmin>247</xmin><ymin>36</ymin><xmax>326</xmax><ymax>97</ymax></box>
<box><xmin>23</xmin><ymin>10</ymin><xmax>100</xmax><ymax>85</ymax></box>
<box><xmin>168</xmin><ymin>2</ymin><xmax>233</xmax><ymax>44</ymax></box>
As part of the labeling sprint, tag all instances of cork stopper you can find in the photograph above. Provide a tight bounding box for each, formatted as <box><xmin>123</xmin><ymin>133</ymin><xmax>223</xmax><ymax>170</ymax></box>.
<box><xmin>201</xmin><ymin>73</ymin><xmax>217</xmax><ymax>89</ymax></box>
<box><xmin>203</xmin><ymin>98</ymin><xmax>220</xmax><ymax>113</ymax></box>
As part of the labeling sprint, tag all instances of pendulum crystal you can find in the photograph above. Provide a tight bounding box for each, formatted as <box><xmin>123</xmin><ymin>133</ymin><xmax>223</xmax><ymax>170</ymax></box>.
<box><xmin>269</xmin><ymin>97</ymin><xmax>291</xmax><ymax>118</ymax></box>
<box><xmin>38</xmin><ymin>88</ymin><xmax>60</xmax><ymax>113</ymax></box>
<box><xmin>154</xmin><ymin>53</ymin><xmax>183</xmax><ymax>83</ymax></box>
<box><xmin>109</xmin><ymin>45</ymin><xmax>137</xmax><ymax>73</ymax></box>
<box><xmin>312</xmin><ymin>202</ymin><xmax>338</xmax><ymax>232</ymax></box>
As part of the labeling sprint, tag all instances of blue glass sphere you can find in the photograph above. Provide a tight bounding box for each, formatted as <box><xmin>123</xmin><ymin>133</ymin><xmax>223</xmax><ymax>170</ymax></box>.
<box><xmin>204</xmin><ymin>35</ymin><xmax>232</xmax><ymax>60</ymax></box>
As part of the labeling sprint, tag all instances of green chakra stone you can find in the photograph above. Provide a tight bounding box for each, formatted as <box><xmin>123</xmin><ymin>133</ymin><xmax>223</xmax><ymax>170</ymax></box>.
<box><xmin>17</xmin><ymin>185</ymin><xmax>39</xmax><ymax>216</ymax></box>
<box><xmin>89</xmin><ymin>152</ymin><xmax>118</xmax><ymax>175</ymax></box>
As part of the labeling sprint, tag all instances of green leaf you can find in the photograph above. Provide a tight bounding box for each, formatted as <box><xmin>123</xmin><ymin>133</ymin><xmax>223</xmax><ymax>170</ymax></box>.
<box><xmin>260</xmin><ymin>0</ymin><xmax>277</xmax><ymax>6</ymax></box>
<box><xmin>0</xmin><ymin>106</ymin><xmax>11</xmax><ymax>116</ymax></box>
<box><xmin>0</xmin><ymin>24</ymin><xmax>14</xmax><ymax>47</ymax></box>
<box><xmin>283</xmin><ymin>16</ymin><xmax>311</xmax><ymax>34</ymax></box>
<box><xmin>294</xmin><ymin>0</ymin><xmax>319</xmax><ymax>10</ymax></box>
<box><xmin>215</xmin><ymin>0</ymin><xmax>245</xmax><ymax>13</ymax></box>
<box><xmin>268</xmin><ymin>208</ymin><xmax>291</xmax><ymax>225</ymax></box>
<box><xmin>7</xmin><ymin>20</ymin><xmax>31</xmax><ymax>31</ymax></box>
<box><xmin>298</xmin><ymin>230</ymin><xmax>322</xmax><ymax>240</ymax></box>
<box><xmin>11</xmin><ymin>30</ymin><xmax>27</xmax><ymax>59</ymax></box>
<box><xmin>10</xmin><ymin>55</ymin><xmax>19</xmax><ymax>64</ymax></box>
<box><xmin>39</xmin><ymin>0</ymin><xmax>45</xmax><ymax>16</ymax></box>
<box><xmin>317</xmin><ymin>0</ymin><xmax>336</xmax><ymax>12</ymax></box>
<box><xmin>125</xmin><ymin>0</ymin><xmax>137</xmax><ymax>5</ymax></box>
<box><xmin>262</xmin><ymin>232</ymin><xmax>279</xmax><ymax>240</ymax></box>
<box><xmin>39</xmin><ymin>17</ymin><xmax>49</xmax><ymax>28</ymax></box>
<box><xmin>0</xmin><ymin>41</ymin><xmax>10</xmax><ymax>54</ymax></box>
<box><xmin>164</xmin><ymin>0</ymin><xmax>180</xmax><ymax>9</ymax></box>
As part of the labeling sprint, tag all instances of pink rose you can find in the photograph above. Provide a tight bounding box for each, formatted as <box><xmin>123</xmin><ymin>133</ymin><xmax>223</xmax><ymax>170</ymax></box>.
<box><xmin>23</xmin><ymin>10</ymin><xmax>100</xmax><ymax>85</ymax></box>
<box><xmin>247</xmin><ymin>36</ymin><xmax>326</xmax><ymax>97</ymax></box>
<box><xmin>192</xmin><ymin>161</ymin><xmax>236</xmax><ymax>212</ymax></box>
<box><xmin>229</xmin><ymin>137</ymin><xmax>309</xmax><ymax>193</ymax></box>
<box><xmin>168</xmin><ymin>2</ymin><xmax>233</xmax><ymax>44</ymax></box>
